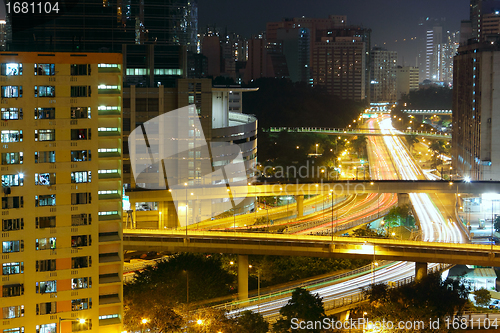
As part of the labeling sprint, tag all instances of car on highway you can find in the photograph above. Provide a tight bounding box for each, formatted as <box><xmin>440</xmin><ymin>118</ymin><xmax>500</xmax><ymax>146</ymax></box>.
<box><xmin>489</xmin><ymin>300</ymin><xmax>500</xmax><ymax>309</ymax></box>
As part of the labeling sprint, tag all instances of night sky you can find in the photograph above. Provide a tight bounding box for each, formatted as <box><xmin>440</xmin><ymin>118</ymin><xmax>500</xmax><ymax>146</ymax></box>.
<box><xmin>198</xmin><ymin>0</ymin><xmax>470</xmax><ymax>66</ymax></box>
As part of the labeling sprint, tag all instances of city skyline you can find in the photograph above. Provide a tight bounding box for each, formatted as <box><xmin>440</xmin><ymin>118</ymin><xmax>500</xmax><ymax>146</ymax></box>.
<box><xmin>198</xmin><ymin>0</ymin><xmax>469</xmax><ymax>65</ymax></box>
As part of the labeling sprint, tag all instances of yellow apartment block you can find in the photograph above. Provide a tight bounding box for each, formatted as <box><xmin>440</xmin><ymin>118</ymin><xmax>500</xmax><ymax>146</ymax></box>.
<box><xmin>0</xmin><ymin>52</ymin><xmax>123</xmax><ymax>333</ymax></box>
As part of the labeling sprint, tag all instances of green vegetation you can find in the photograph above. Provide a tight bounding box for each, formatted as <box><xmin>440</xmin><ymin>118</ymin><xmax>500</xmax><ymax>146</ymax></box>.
<box><xmin>495</xmin><ymin>215</ymin><xmax>500</xmax><ymax>233</ymax></box>
<box><xmin>124</xmin><ymin>253</ymin><xmax>235</xmax><ymax>331</ymax></box>
<box><xmin>237</xmin><ymin>310</ymin><xmax>269</xmax><ymax>333</ymax></box>
<box><xmin>273</xmin><ymin>288</ymin><xmax>327</xmax><ymax>333</ymax></box>
<box><xmin>384</xmin><ymin>204</ymin><xmax>415</xmax><ymax>228</ymax></box>
<box><xmin>405</xmin><ymin>134</ymin><xmax>419</xmax><ymax>153</ymax></box>
<box><xmin>392</xmin><ymin>86</ymin><xmax>452</xmax><ymax>131</ymax></box>
<box><xmin>474</xmin><ymin>288</ymin><xmax>492</xmax><ymax>307</ymax></box>
<box><xmin>358</xmin><ymin>273</ymin><xmax>470</xmax><ymax>332</ymax></box>
<box><xmin>351</xmin><ymin>226</ymin><xmax>387</xmax><ymax>238</ymax></box>
<box><xmin>250</xmin><ymin>256</ymin><xmax>370</xmax><ymax>288</ymax></box>
<box><xmin>243</xmin><ymin>78</ymin><xmax>366</xmax><ymax>129</ymax></box>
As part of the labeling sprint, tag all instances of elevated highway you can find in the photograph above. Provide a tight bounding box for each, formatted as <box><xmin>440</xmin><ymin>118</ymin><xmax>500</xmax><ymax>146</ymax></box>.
<box><xmin>266</xmin><ymin>127</ymin><xmax>450</xmax><ymax>139</ymax></box>
<box><xmin>125</xmin><ymin>180</ymin><xmax>500</xmax><ymax>203</ymax></box>
<box><xmin>123</xmin><ymin>229</ymin><xmax>500</xmax><ymax>267</ymax></box>
<box><xmin>402</xmin><ymin>109</ymin><xmax>452</xmax><ymax>115</ymax></box>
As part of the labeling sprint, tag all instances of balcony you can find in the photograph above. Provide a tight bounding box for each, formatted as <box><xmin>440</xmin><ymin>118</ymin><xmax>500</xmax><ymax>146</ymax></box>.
<box><xmin>99</xmin><ymin>252</ymin><xmax>120</xmax><ymax>263</ymax></box>
<box><xmin>98</xmin><ymin>149</ymin><xmax>120</xmax><ymax>159</ymax></box>
<box><xmin>97</xmin><ymin>64</ymin><xmax>121</xmax><ymax>74</ymax></box>
<box><xmin>98</xmin><ymin>169</ymin><xmax>120</xmax><ymax>179</ymax></box>
<box><xmin>98</xmin><ymin>211</ymin><xmax>121</xmax><ymax>221</ymax></box>
<box><xmin>97</xmin><ymin>85</ymin><xmax>120</xmax><ymax>95</ymax></box>
<box><xmin>97</xmin><ymin>106</ymin><xmax>121</xmax><ymax>116</ymax></box>
<box><xmin>98</xmin><ymin>127</ymin><xmax>121</xmax><ymax>137</ymax></box>
<box><xmin>99</xmin><ymin>231</ymin><xmax>121</xmax><ymax>242</ymax></box>
<box><xmin>99</xmin><ymin>293</ymin><xmax>120</xmax><ymax>305</ymax></box>
<box><xmin>99</xmin><ymin>273</ymin><xmax>121</xmax><ymax>284</ymax></box>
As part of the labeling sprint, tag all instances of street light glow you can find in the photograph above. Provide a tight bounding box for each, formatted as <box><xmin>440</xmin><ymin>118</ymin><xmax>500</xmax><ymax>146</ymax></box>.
<box><xmin>79</xmin><ymin>319</ymin><xmax>86</xmax><ymax>324</ymax></box>
<box><xmin>141</xmin><ymin>318</ymin><xmax>148</xmax><ymax>324</ymax></box>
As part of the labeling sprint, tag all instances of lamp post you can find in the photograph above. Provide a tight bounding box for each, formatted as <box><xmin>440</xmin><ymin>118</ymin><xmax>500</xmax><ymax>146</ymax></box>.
<box><xmin>141</xmin><ymin>318</ymin><xmax>148</xmax><ymax>333</ymax></box>
<box><xmin>184</xmin><ymin>182</ymin><xmax>188</xmax><ymax>237</ymax></box>
<box><xmin>315</xmin><ymin>143</ymin><xmax>319</xmax><ymax>155</ymax></box>
<box><xmin>59</xmin><ymin>318</ymin><xmax>86</xmax><ymax>333</ymax></box>
<box><xmin>249</xmin><ymin>264</ymin><xmax>261</xmax><ymax>313</ymax></box>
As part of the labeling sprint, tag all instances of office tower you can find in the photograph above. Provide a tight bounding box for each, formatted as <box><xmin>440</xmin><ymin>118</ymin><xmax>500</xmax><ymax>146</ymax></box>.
<box><xmin>122</xmin><ymin>79</ymin><xmax>258</xmax><ymax>227</ymax></box>
<box><xmin>0</xmin><ymin>52</ymin><xmax>123</xmax><ymax>332</ymax></box>
<box><xmin>461</xmin><ymin>20</ymin><xmax>473</xmax><ymax>44</ymax></box>
<box><xmin>470</xmin><ymin>0</ymin><xmax>500</xmax><ymax>40</ymax></box>
<box><xmin>243</xmin><ymin>37</ymin><xmax>289</xmax><ymax>83</ymax></box>
<box><xmin>7</xmin><ymin>0</ymin><xmax>198</xmax><ymax>53</ymax></box>
<box><xmin>370</xmin><ymin>48</ymin><xmax>398</xmax><ymax>102</ymax></box>
<box><xmin>267</xmin><ymin>16</ymin><xmax>371</xmax><ymax>100</ymax></box>
<box><xmin>442</xmin><ymin>31</ymin><xmax>460</xmax><ymax>86</ymax></box>
<box><xmin>453</xmin><ymin>42</ymin><xmax>500</xmax><ymax>180</ymax></box>
<box><xmin>122</xmin><ymin>44</ymin><xmax>187</xmax><ymax>88</ymax></box>
<box><xmin>276</xmin><ymin>27</ymin><xmax>311</xmax><ymax>84</ymax></box>
<box><xmin>396</xmin><ymin>66</ymin><xmax>419</xmax><ymax>100</ymax></box>
<box><xmin>202</xmin><ymin>36</ymin><xmax>222</xmax><ymax>78</ymax></box>
<box><xmin>311</xmin><ymin>36</ymin><xmax>366</xmax><ymax>101</ymax></box>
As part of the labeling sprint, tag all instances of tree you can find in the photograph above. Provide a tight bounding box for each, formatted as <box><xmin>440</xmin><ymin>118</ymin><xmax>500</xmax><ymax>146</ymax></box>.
<box><xmin>352</xmin><ymin>135</ymin><xmax>368</xmax><ymax>158</ymax></box>
<box><xmin>360</xmin><ymin>273</ymin><xmax>470</xmax><ymax>332</ymax></box>
<box><xmin>384</xmin><ymin>204</ymin><xmax>411</xmax><ymax>228</ymax></box>
<box><xmin>405</xmin><ymin>134</ymin><xmax>419</xmax><ymax>153</ymax></box>
<box><xmin>494</xmin><ymin>215</ymin><xmax>500</xmax><ymax>233</ymax></box>
<box><xmin>237</xmin><ymin>310</ymin><xmax>269</xmax><ymax>333</ymax></box>
<box><xmin>273</xmin><ymin>287</ymin><xmax>325</xmax><ymax>333</ymax></box>
<box><xmin>124</xmin><ymin>253</ymin><xmax>235</xmax><ymax>332</ymax></box>
<box><xmin>474</xmin><ymin>288</ymin><xmax>491</xmax><ymax>307</ymax></box>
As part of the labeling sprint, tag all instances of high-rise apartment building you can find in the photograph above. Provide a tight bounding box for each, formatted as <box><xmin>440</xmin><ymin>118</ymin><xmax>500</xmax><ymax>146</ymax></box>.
<box><xmin>311</xmin><ymin>36</ymin><xmax>366</xmax><ymax>101</ymax></box>
<box><xmin>396</xmin><ymin>66</ymin><xmax>419</xmax><ymax>100</ymax></box>
<box><xmin>370</xmin><ymin>48</ymin><xmax>398</xmax><ymax>103</ymax></box>
<box><xmin>0</xmin><ymin>52</ymin><xmax>123</xmax><ymax>332</ymax></box>
<box><xmin>276</xmin><ymin>28</ymin><xmax>311</xmax><ymax>84</ymax></box>
<box><xmin>453</xmin><ymin>42</ymin><xmax>500</xmax><ymax>180</ymax></box>
<box><xmin>267</xmin><ymin>16</ymin><xmax>371</xmax><ymax>100</ymax></box>
<box><xmin>243</xmin><ymin>37</ymin><xmax>289</xmax><ymax>83</ymax></box>
<box><xmin>470</xmin><ymin>0</ymin><xmax>500</xmax><ymax>40</ymax></box>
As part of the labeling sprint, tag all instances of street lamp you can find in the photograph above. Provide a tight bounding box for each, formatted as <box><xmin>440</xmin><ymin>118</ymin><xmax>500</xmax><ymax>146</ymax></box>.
<box><xmin>59</xmin><ymin>318</ymin><xmax>86</xmax><ymax>333</ymax></box>
<box><xmin>315</xmin><ymin>143</ymin><xmax>319</xmax><ymax>155</ymax></box>
<box><xmin>184</xmin><ymin>182</ymin><xmax>188</xmax><ymax>237</ymax></box>
<box><xmin>249</xmin><ymin>264</ymin><xmax>261</xmax><ymax>313</ymax></box>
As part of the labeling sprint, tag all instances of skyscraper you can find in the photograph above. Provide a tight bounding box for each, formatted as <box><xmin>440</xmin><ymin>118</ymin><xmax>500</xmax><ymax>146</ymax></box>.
<box><xmin>370</xmin><ymin>48</ymin><xmax>398</xmax><ymax>103</ymax></box>
<box><xmin>7</xmin><ymin>0</ymin><xmax>198</xmax><ymax>53</ymax></box>
<box><xmin>453</xmin><ymin>42</ymin><xmax>500</xmax><ymax>180</ymax></box>
<box><xmin>0</xmin><ymin>52</ymin><xmax>123</xmax><ymax>332</ymax></box>
<box><xmin>276</xmin><ymin>27</ymin><xmax>311</xmax><ymax>84</ymax></box>
<box><xmin>311</xmin><ymin>36</ymin><xmax>366</xmax><ymax>101</ymax></box>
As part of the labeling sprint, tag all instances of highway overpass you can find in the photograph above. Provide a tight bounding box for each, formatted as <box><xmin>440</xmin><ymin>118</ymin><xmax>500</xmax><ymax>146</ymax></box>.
<box><xmin>125</xmin><ymin>180</ymin><xmax>500</xmax><ymax>202</ymax></box>
<box><xmin>267</xmin><ymin>127</ymin><xmax>450</xmax><ymax>139</ymax></box>
<box><xmin>123</xmin><ymin>229</ymin><xmax>500</xmax><ymax>267</ymax></box>
<box><xmin>402</xmin><ymin>109</ymin><xmax>452</xmax><ymax>115</ymax></box>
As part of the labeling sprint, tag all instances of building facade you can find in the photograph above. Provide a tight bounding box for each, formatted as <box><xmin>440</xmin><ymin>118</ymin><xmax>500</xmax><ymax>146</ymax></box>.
<box><xmin>276</xmin><ymin>27</ymin><xmax>311</xmax><ymax>84</ymax></box>
<box><xmin>7</xmin><ymin>0</ymin><xmax>198</xmax><ymax>53</ymax></box>
<box><xmin>396</xmin><ymin>66</ymin><xmax>419</xmax><ymax>100</ymax></box>
<box><xmin>0</xmin><ymin>52</ymin><xmax>123</xmax><ymax>332</ymax></box>
<box><xmin>370</xmin><ymin>48</ymin><xmax>398</xmax><ymax>103</ymax></box>
<box><xmin>453</xmin><ymin>42</ymin><xmax>500</xmax><ymax>180</ymax></box>
<box><xmin>311</xmin><ymin>36</ymin><xmax>366</xmax><ymax>101</ymax></box>
<box><xmin>123</xmin><ymin>80</ymin><xmax>258</xmax><ymax>228</ymax></box>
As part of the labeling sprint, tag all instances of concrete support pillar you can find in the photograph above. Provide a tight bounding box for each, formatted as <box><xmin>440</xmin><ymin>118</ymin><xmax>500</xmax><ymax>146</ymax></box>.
<box><xmin>296</xmin><ymin>195</ymin><xmax>304</xmax><ymax>217</ymax></box>
<box><xmin>415</xmin><ymin>262</ymin><xmax>428</xmax><ymax>281</ymax></box>
<box><xmin>165</xmin><ymin>200</ymin><xmax>179</xmax><ymax>229</ymax></box>
<box><xmin>238</xmin><ymin>255</ymin><xmax>249</xmax><ymax>300</ymax></box>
